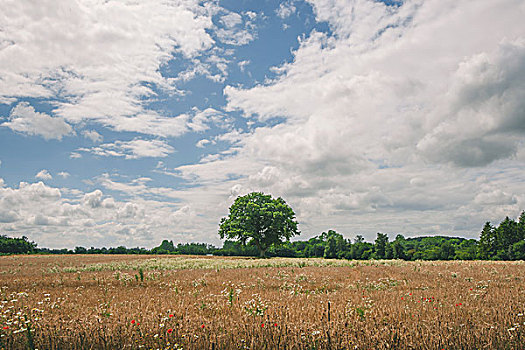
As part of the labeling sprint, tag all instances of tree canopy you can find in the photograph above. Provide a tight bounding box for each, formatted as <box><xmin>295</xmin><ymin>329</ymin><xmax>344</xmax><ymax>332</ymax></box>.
<box><xmin>218</xmin><ymin>192</ymin><xmax>300</xmax><ymax>257</ymax></box>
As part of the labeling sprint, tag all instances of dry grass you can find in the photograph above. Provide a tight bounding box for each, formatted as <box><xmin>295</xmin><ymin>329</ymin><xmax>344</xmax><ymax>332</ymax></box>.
<box><xmin>0</xmin><ymin>255</ymin><xmax>524</xmax><ymax>349</ymax></box>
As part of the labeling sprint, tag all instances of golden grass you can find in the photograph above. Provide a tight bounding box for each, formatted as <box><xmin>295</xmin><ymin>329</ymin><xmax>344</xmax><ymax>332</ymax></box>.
<box><xmin>0</xmin><ymin>255</ymin><xmax>524</xmax><ymax>349</ymax></box>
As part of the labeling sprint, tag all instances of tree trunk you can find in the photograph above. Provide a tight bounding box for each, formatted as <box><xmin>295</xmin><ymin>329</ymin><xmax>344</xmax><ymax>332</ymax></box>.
<box><xmin>254</xmin><ymin>239</ymin><xmax>267</xmax><ymax>258</ymax></box>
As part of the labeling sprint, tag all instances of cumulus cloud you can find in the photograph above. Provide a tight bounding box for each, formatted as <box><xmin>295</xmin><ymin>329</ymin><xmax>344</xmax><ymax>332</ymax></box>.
<box><xmin>82</xmin><ymin>130</ymin><xmax>103</xmax><ymax>143</ymax></box>
<box><xmin>177</xmin><ymin>0</ymin><xmax>525</xmax><ymax>238</ymax></box>
<box><xmin>276</xmin><ymin>1</ymin><xmax>297</xmax><ymax>19</ymax></box>
<box><xmin>35</xmin><ymin>170</ymin><xmax>52</xmax><ymax>180</ymax></box>
<box><xmin>2</xmin><ymin>102</ymin><xmax>74</xmax><ymax>140</ymax></box>
<box><xmin>417</xmin><ymin>39</ymin><xmax>525</xmax><ymax>166</ymax></box>
<box><xmin>78</xmin><ymin>139</ymin><xmax>175</xmax><ymax>159</ymax></box>
<box><xmin>196</xmin><ymin>139</ymin><xmax>212</xmax><ymax>148</ymax></box>
<box><xmin>0</xmin><ymin>0</ymin><xmax>233</xmax><ymax>137</ymax></box>
<box><xmin>215</xmin><ymin>11</ymin><xmax>257</xmax><ymax>46</ymax></box>
<box><xmin>0</xmin><ymin>180</ymin><xmax>205</xmax><ymax>248</ymax></box>
<box><xmin>57</xmin><ymin>172</ymin><xmax>70</xmax><ymax>178</ymax></box>
<box><xmin>1</xmin><ymin>0</ymin><xmax>524</xmax><ymax>246</ymax></box>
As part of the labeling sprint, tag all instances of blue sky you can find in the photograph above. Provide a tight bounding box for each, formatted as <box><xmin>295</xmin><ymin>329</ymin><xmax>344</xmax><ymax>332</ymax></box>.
<box><xmin>1</xmin><ymin>0</ymin><xmax>525</xmax><ymax>249</ymax></box>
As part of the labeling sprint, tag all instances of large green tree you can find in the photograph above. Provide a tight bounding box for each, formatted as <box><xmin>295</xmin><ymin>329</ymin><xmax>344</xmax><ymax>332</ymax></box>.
<box><xmin>218</xmin><ymin>192</ymin><xmax>300</xmax><ymax>257</ymax></box>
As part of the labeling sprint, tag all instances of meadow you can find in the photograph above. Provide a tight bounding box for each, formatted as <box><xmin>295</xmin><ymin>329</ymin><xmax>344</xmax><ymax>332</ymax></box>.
<box><xmin>0</xmin><ymin>255</ymin><xmax>524</xmax><ymax>349</ymax></box>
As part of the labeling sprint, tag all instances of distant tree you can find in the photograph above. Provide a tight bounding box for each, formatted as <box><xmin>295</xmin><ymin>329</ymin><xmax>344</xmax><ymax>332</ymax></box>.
<box><xmin>350</xmin><ymin>235</ymin><xmax>371</xmax><ymax>260</ymax></box>
<box><xmin>478</xmin><ymin>222</ymin><xmax>496</xmax><ymax>259</ymax></box>
<box><xmin>0</xmin><ymin>235</ymin><xmax>36</xmax><ymax>254</ymax></box>
<box><xmin>354</xmin><ymin>235</ymin><xmax>365</xmax><ymax>244</ymax></box>
<box><xmin>439</xmin><ymin>241</ymin><xmax>455</xmax><ymax>260</ymax></box>
<box><xmin>511</xmin><ymin>241</ymin><xmax>525</xmax><ymax>260</ymax></box>
<box><xmin>374</xmin><ymin>233</ymin><xmax>388</xmax><ymax>259</ymax></box>
<box><xmin>109</xmin><ymin>246</ymin><xmax>128</xmax><ymax>254</ymax></box>
<box><xmin>455</xmin><ymin>239</ymin><xmax>477</xmax><ymax>260</ymax></box>
<box><xmin>320</xmin><ymin>230</ymin><xmax>346</xmax><ymax>259</ymax></box>
<box><xmin>392</xmin><ymin>234</ymin><xmax>406</xmax><ymax>260</ymax></box>
<box><xmin>159</xmin><ymin>240</ymin><xmax>176</xmax><ymax>252</ymax></box>
<box><xmin>324</xmin><ymin>236</ymin><xmax>338</xmax><ymax>259</ymax></box>
<box><xmin>219</xmin><ymin>192</ymin><xmax>299</xmax><ymax>257</ymax></box>
<box><xmin>74</xmin><ymin>246</ymin><xmax>88</xmax><ymax>254</ymax></box>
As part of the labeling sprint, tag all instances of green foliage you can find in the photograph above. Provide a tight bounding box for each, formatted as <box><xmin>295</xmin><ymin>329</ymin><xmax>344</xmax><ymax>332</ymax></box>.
<box><xmin>218</xmin><ymin>192</ymin><xmax>300</xmax><ymax>257</ymax></box>
<box><xmin>0</xmin><ymin>235</ymin><xmax>36</xmax><ymax>254</ymax></box>
<box><xmin>374</xmin><ymin>233</ymin><xmax>388</xmax><ymax>259</ymax></box>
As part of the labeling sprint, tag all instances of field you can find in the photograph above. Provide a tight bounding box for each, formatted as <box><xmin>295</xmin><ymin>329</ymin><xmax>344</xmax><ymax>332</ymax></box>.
<box><xmin>0</xmin><ymin>255</ymin><xmax>524</xmax><ymax>349</ymax></box>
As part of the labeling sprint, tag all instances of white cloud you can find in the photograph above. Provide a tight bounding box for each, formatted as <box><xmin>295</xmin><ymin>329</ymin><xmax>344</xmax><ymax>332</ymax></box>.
<box><xmin>57</xmin><ymin>172</ymin><xmax>70</xmax><ymax>178</ymax></box>
<box><xmin>215</xmin><ymin>11</ymin><xmax>257</xmax><ymax>46</ymax></box>
<box><xmin>35</xmin><ymin>169</ymin><xmax>52</xmax><ymax>180</ymax></box>
<box><xmin>82</xmin><ymin>189</ymin><xmax>103</xmax><ymax>208</ymax></box>
<box><xmin>196</xmin><ymin>139</ymin><xmax>212</xmax><ymax>148</ymax></box>
<box><xmin>2</xmin><ymin>102</ymin><xmax>74</xmax><ymax>140</ymax></box>
<box><xmin>79</xmin><ymin>139</ymin><xmax>175</xmax><ymax>159</ymax></box>
<box><xmin>180</xmin><ymin>0</ymin><xmax>525</xmax><ymax>239</ymax></box>
<box><xmin>0</xmin><ymin>179</ymin><xmax>207</xmax><ymax>248</ymax></box>
<box><xmin>417</xmin><ymin>39</ymin><xmax>525</xmax><ymax>166</ymax></box>
<box><xmin>276</xmin><ymin>1</ymin><xmax>297</xmax><ymax>19</ymax></box>
<box><xmin>1</xmin><ymin>0</ymin><xmax>524</xmax><ymax>246</ymax></box>
<box><xmin>82</xmin><ymin>130</ymin><xmax>103</xmax><ymax>143</ymax></box>
<box><xmin>0</xmin><ymin>0</ymin><xmax>226</xmax><ymax>137</ymax></box>
<box><xmin>238</xmin><ymin>60</ymin><xmax>250</xmax><ymax>72</ymax></box>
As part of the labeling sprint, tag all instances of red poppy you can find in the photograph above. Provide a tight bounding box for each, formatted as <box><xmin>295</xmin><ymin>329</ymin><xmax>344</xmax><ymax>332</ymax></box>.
<box><xmin>459</xmin><ymin>303</ymin><xmax>462</xmax><ymax>306</ymax></box>
<box><xmin>2</xmin><ymin>326</ymin><xmax>8</xmax><ymax>330</ymax></box>
<box><xmin>455</xmin><ymin>304</ymin><xmax>458</xmax><ymax>306</ymax></box>
<box><xmin>261</xmin><ymin>323</ymin><xmax>264</xmax><ymax>327</ymax></box>
<box><xmin>409</xmin><ymin>293</ymin><xmax>412</xmax><ymax>296</ymax></box>
<box><xmin>131</xmin><ymin>320</ymin><xmax>136</xmax><ymax>324</ymax></box>
<box><xmin>201</xmin><ymin>324</ymin><xmax>205</xmax><ymax>329</ymax></box>
<box><xmin>167</xmin><ymin>328</ymin><xmax>173</xmax><ymax>334</ymax></box>
<box><xmin>169</xmin><ymin>314</ymin><xmax>174</xmax><ymax>318</ymax></box>
<box><xmin>401</xmin><ymin>297</ymin><xmax>404</xmax><ymax>300</ymax></box>
<box><xmin>274</xmin><ymin>323</ymin><xmax>278</xmax><ymax>327</ymax></box>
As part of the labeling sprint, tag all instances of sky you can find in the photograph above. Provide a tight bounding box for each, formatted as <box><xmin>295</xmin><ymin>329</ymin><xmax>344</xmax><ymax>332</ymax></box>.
<box><xmin>1</xmin><ymin>0</ymin><xmax>525</xmax><ymax>249</ymax></box>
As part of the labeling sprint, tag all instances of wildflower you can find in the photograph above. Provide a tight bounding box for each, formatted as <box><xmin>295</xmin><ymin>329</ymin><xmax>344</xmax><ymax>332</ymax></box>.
<box><xmin>201</xmin><ymin>324</ymin><xmax>205</xmax><ymax>329</ymax></box>
<box><xmin>2</xmin><ymin>326</ymin><xmax>8</xmax><ymax>330</ymax></box>
<box><xmin>261</xmin><ymin>323</ymin><xmax>264</xmax><ymax>327</ymax></box>
<box><xmin>167</xmin><ymin>329</ymin><xmax>173</xmax><ymax>334</ymax></box>
<box><xmin>169</xmin><ymin>314</ymin><xmax>174</xmax><ymax>318</ymax></box>
<box><xmin>274</xmin><ymin>323</ymin><xmax>278</xmax><ymax>327</ymax></box>
<box><xmin>131</xmin><ymin>320</ymin><xmax>136</xmax><ymax>324</ymax></box>
<box><xmin>409</xmin><ymin>293</ymin><xmax>412</xmax><ymax>296</ymax></box>
<box><xmin>401</xmin><ymin>297</ymin><xmax>404</xmax><ymax>300</ymax></box>
<box><xmin>459</xmin><ymin>303</ymin><xmax>462</xmax><ymax>306</ymax></box>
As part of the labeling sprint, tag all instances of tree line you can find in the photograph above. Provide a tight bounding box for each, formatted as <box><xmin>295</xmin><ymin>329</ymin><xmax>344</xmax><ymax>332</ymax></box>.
<box><xmin>1</xmin><ymin>212</ymin><xmax>524</xmax><ymax>260</ymax></box>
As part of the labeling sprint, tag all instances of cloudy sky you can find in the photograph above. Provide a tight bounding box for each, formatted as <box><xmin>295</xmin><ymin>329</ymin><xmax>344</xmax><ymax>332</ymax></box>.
<box><xmin>1</xmin><ymin>0</ymin><xmax>524</xmax><ymax>249</ymax></box>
